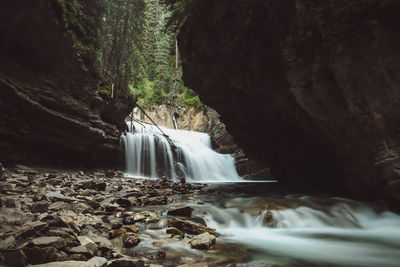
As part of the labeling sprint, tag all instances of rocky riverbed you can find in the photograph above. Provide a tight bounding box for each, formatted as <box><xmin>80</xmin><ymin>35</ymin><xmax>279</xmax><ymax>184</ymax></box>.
<box><xmin>0</xmin><ymin>164</ymin><xmax>250</xmax><ymax>267</ymax></box>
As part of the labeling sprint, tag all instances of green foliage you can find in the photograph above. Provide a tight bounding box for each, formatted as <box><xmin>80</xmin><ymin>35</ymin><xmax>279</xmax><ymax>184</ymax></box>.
<box><xmin>63</xmin><ymin>0</ymin><xmax>205</xmax><ymax>108</ymax></box>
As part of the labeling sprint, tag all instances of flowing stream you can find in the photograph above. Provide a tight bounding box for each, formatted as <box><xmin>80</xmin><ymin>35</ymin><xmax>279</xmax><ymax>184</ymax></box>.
<box><xmin>195</xmin><ymin>189</ymin><xmax>400</xmax><ymax>267</ymax></box>
<box><xmin>121</xmin><ymin>123</ymin><xmax>400</xmax><ymax>266</ymax></box>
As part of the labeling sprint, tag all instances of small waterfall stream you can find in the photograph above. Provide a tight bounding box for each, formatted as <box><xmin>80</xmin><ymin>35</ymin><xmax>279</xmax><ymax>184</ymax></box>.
<box><xmin>195</xmin><ymin>195</ymin><xmax>400</xmax><ymax>267</ymax></box>
<box><xmin>121</xmin><ymin>121</ymin><xmax>241</xmax><ymax>182</ymax></box>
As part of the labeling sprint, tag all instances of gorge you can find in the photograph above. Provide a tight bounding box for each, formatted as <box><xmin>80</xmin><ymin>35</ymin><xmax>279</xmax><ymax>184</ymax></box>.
<box><xmin>1</xmin><ymin>0</ymin><xmax>400</xmax><ymax>267</ymax></box>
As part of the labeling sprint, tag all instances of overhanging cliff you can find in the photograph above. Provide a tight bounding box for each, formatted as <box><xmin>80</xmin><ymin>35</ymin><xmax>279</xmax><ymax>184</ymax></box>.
<box><xmin>178</xmin><ymin>0</ymin><xmax>400</xmax><ymax>200</ymax></box>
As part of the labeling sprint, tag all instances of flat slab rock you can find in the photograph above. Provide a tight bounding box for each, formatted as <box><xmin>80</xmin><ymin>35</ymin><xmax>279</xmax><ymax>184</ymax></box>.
<box><xmin>167</xmin><ymin>218</ymin><xmax>216</xmax><ymax>235</ymax></box>
<box><xmin>191</xmin><ymin>232</ymin><xmax>216</xmax><ymax>250</ymax></box>
<box><xmin>29</xmin><ymin>261</ymin><xmax>97</xmax><ymax>267</ymax></box>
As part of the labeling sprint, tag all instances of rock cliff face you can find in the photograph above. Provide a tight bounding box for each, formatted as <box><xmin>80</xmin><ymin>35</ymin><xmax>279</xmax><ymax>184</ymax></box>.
<box><xmin>0</xmin><ymin>1</ymin><xmax>132</xmax><ymax>166</ymax></box>
<box><xmin>131</xmin><ymin>105</ymin><xmax>271</xmax><ymax>178</ymax></box>
<box><xmin>178</xmin><ymin>0</ymin><xmax>400</xmax><ymax>200</ymax></box>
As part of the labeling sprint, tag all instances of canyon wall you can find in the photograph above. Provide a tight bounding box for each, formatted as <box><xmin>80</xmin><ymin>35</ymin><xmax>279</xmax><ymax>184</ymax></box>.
<box><xmin>178</xmin><ymin>0</ymin><xmax>400</xmax><ymax>200</ymax></box>
<box><xmin>0</xmin><ymin>1</ymin><xmax>132</xmax><ymax>166</ymax></box>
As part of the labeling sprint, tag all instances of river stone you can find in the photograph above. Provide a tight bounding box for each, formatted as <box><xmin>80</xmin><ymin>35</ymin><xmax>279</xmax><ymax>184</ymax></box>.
<box><xmin>77</xmin><ymin>236</ymin><xmax>98</xmax><ymax>255</ymax></box>
<box><xmin>1</xmin><ymin>249</ymin><xmax>27</xmax><ymax>267</ymax></box>
<box><xmin>122</xmin><ymin>234</ymin><xmax>141</xmax><ymax>248</ymax></box>
<box><xmin>105</xmin><ymin>258</ymin><xmax>145</xmax><ymax>267</ymax></box>
<box><xmin>190</xmin><ymin>232</ymin><xmax>216</xmax><ymax>250</ymax></box>
<box><xmin>121</xmin><ymin>225</ymin><xmax>139</xmax><ymax>233</ymax></box>
<box><xmin>22</xmin><ymin>246</ymin><xmax>60</xmax><ymax>265</ymax></box>
<box><xmin>0</xmin><ymin>235</ymin><xmax>16</xmax><ymax>249</ymax></box>
<box><xmin>15</xmin><ymin>221</ymin><xmax>48</xmax><ymax>239</ymax></box>
<box><xmin>167</xmin><ymin>218</ymin><xmax>216</xmax><ymax>235</ymax></box>
<box><xmin>167</xmin><ymin>206</ymin><xmax>193</xmax><ymax>217</ymax></box>
<box><xmin>29</xmin><ymin>261</ymin><xmax>96</xmax><ymax>267</ymax></box>
<box><xmin>32</xmin><ymin>201</ymin><xmax>50</xmax><ymax>213</ymax></box>
<box><xmin>166</xmin><ymin>227</ymin><xmax>184</xmax><ymax>236</ymax></box>
<box><xmin>31</xmin><ymin>236</ymin><xmax>66</xmax><ymax>248</ymax></box>
<box><xmin>88</xmin><ymin>256</ymin><xmax>108</xmax><ymax>267</ymax></box>
<box><xmin>68</xmin><ymin>254</ymin><xmax>87</xmax><ymax>261</ymax></box>
<box><xmin>59</xmin><ymin>210</ymin><xmax>102</xmax><ymax>228</ymax></box>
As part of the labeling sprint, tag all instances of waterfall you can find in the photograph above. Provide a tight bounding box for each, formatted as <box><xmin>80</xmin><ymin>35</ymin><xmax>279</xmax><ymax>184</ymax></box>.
<box><xmin>121</xmin><ymin>121</ymin><xmax>241</xmax><ymax>182</ymax></box>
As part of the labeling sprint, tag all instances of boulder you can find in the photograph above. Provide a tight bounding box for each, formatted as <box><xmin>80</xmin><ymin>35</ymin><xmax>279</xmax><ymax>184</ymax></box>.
<box><xmin>0</xmin><ymin>249</ymin><xmax>26</xmax><ymax>267</ymax></box>
<box><xmin>167</xmin><ymin>206</ymin><xmax>193</xmax><ymax>217</ymax></box>
<box><xmin>122</xmin><ymin>234</ymin><xmax>141</xmax><ymax>248</ymax></box>
<box><xmin>22</xmin><ymin>246</ymin><xmax>60</xmax><ymax>265</ymax></box>
<box><xmin>190</xmin><ymin>232</ymin><xmax>216</xmax><ymax>250</ymax></box>
<box><xmin>167</xmin><ymin>218</ymin><xmax>216</xmax><ymax>235</ymax></box>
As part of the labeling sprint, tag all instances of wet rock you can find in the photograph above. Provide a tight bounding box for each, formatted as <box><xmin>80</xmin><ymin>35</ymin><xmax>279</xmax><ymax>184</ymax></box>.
<box><xmin>88</xmin><ymin>256</ymin><xmax>108</xmax><ymax>267</ymax></box>
<box><xmin>47</xmin><ymin>178</ymin><xmax>63</xmax><ymax>186</ymax></box>
<box><xmin>33</xmin><ymin>189</ymin><xmax>47</xmax><ymax>202</ymax></box>
<box><xmin>45</xmin><ymin>192</ymin><xmax>77</xmax><ymax>203</ymax></box>
<box><xmin>1</xmin><ymin>249</ymin><xmax>27</xmax><ymax>267</ymax></box>
<box><xmin>147</xmin><ymin>196</ymin><xmax>167</xmax><ymax>205</ymax></box>
<box><xmin>59</xmin><ymin>210</ymin><xmax>102</xmax><ymax>228</ymax></box>
<box><xmin>262</xmin><ymin>210</ymin><xmax>276</xmax><ymax>228</ymax></box>
<box><xmin>157</xmin><ymin>250</ymin><xmax>166</xmax><ymax>259</ymax></box>
<box><xmin>110</xmin><ymin>219</ymin><xmax>123</xmax><ymax>230</ymax></box>
<box><xmin>166</xmin><ymin>227</ymin><xmax>184</xmax><ymax>237</ymax></box>
<box><xmin>105</xmin><ymin>258</ymin><xmax>145</xmax><ymax>267</ymax></box>
<box><xmin>4</xmin><ymin>197</ymin><xmax>17</xmax><ymax>208</ymax></box>
<box><xmin>177</xmin><ymin>263</ymin><xmax>208</xmax><ymax>267</ymax></box>
<box><xmin>122</xmin><ymin>234</ymin><xmax>141</xmax><ymax>248</ymax></box>
<box><xmin>15</xmin><ymin>221</ymin><xmax>48</xmax><ymax>239</ymax></box>
<box><xmin>104</xmin><ymin>203</ymin><xmax>122</xmax><ymax>212</ymax></box>
<box><xmin>68</xmin><ymin>253</ymin><xmax>87</xmax><ymax>261</ymax></box>
<box><xmin>190</xmin><ymin>232</ymin><xmax>216</xmax><ymax>250</ymax></box>
<box><xmin>167</xmin><ymin>218</ymin><xmax>216</xmax><ymax>235</ymax></box>
<box><xmin>29</xmin><ymin>261</ymin><xmax>96</xmax><ymax>267</ymax></box>
<box><xmin>32</xmin><ymin>201</ymin><xmax>49</xmax><ymax>213</ymax></box>
<box><xmin>0</xmin><ymin>162</ymin><xmax>5</xmax><ymax>180</ymax></box>
<box><xmin>1</xmin><ymin>183</ymin><xmax>15</xmax><ymax>193</ymax></box>
<box><xmin>116</xmin><ymin>197</ymin><xmax>136</xmax><ymax>208</ymax></box>
<box><xmin>72</xmin><ymin>236</ymin><xmax>98</xmax><ymax>256</ymax></box>
<box><xmin>167</xmin><ymin>206</ymin><xmax>193</xmax><ymax>217</ymax></box>
<box><xmin>15</xmin><ymin>165</ymin><xmax>38</xmax><ymax>176</ymax></box>
<box><xmin>108</xmin><ymin>229</ymin><xmax>127</xmax><ymax>239</ymax></box>
<box><xmin>121</xmin><ymin>225</ymin><xmax>139</xmax><ymax>233</ymax></box>
<box><xmin>48</xmin><ymin>201</ymin><xmax>66</xmax><ymax>211</ymax></box>
<box><xmin>22</xmin><ymin>246</ymin><xmax>60</xmax><ymax>264</ymax></box>
<box><xmin>31</xmin><ymin>236</ymin><xmax>66</xmax><ymax>249</ymax></box>
<box><xmin>0</xmin><ymin>235</ymin><xmax>16</xmax><ymax>249</ymax></box>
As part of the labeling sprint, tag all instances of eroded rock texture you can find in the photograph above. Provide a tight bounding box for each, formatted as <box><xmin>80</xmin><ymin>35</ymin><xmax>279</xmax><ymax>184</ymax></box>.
<box><xmin>179</xmin><ymin>0</ymin><xmax>400</xmax><ymax>199</ymax></box>
<box><xmin>0</xmin><ymin>1</ymin><xmax>132</xmax><ymax>165</ymax></box>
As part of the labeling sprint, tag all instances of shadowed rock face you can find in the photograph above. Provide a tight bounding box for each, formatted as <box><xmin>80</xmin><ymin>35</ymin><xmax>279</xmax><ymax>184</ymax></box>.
<box><xmin>178</xmin><ymin>0</ymin><xmax>400</xmax><ymax>199</ymax></box>
<box><xmin>0</xmin><ymin>1</ymin><xmax>132</xmax><ymax>166</ymax></box>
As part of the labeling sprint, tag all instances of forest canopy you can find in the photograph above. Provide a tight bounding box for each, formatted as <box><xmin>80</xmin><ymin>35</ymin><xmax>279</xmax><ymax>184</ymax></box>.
<box><xmin>94</xmin><ymin>0</ymin><xmax>204</xmax><ymax>109</ymax></box>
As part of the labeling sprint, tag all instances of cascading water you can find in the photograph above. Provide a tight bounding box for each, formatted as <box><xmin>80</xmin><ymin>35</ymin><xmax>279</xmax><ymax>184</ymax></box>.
<box><xmin>195</xmin><ymin>195</ymin><xmax>400</xmax><ymax>267</ymax></box>
<box><xmin>121</xmin><ymin>121</ymin><xmax>241</xmax><ymax>182</ymax></box>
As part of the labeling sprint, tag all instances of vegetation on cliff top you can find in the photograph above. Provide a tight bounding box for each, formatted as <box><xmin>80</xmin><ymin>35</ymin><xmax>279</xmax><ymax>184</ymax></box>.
<box><xmin>64</xmin><ymin>0</ymin><xmax>204</xmax><ymax>110</ymax></box>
